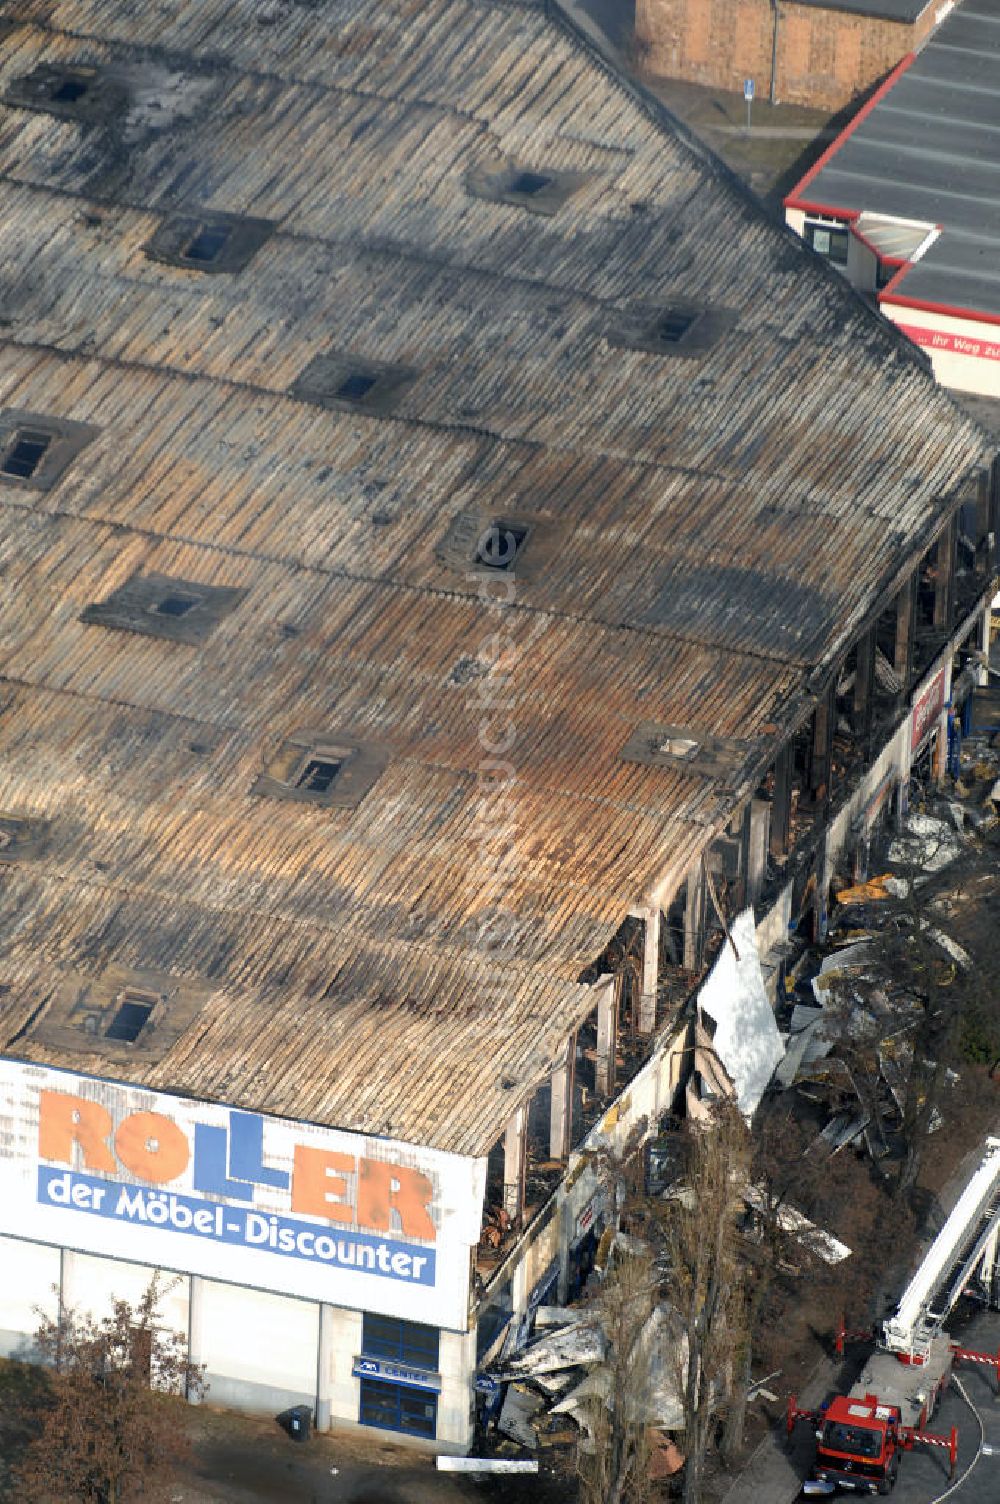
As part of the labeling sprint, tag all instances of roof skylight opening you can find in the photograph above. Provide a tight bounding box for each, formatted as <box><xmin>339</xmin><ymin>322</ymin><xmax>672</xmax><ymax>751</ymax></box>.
<box><xmin>337</xmin><ymin>371</ymin><xmax>378</xmax><ymax>403</ymax></box>
<box><xmin>183</xmin><ymin>223</ymin><xmax>231</xmax><ymax>265</ymax></box>
<box><xmin>659</xmin><ymin>735</ymin><xmax>700</xmax><ymax>760</ymax></box>
<box><xmin>510</xmin><ymin>170</ymin><xmax>552</xmax><ymax>198</ymax></box>
<box><xmin>296</xmin><ymin>756</ymin><xmax>343</xmax><ymax>794</ymax></box>
<box><xmin>105</xmin><ymin>992</ymin><xmax>156</xmax><ymax>1043</ymax></box>
<box><xmin>475</xmin><ymin>522</ymin><xmax>529</xmax><ymax>571</ymax></box>
<box><xmin>656</xmin><ymin>309</ymin><xmax>698</xmax><ymax>346</ymax></box>
<box><xmin>153</xmin><ymin>592</ymin><xmax>200</xmax><ymax>618</ymax></box>
<box><xmin>2</xmin><ymin>430</ymin><xmax>52</xmax><ymax>480</ymax></box>
<box><xmin>52</xmin><ymin>78</ymin><xmax>89</xmax><ymax>105</ymax></box>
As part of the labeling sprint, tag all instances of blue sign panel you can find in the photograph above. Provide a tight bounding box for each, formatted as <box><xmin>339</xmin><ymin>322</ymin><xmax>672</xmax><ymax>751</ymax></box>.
<box><xmin>352</xmin><ymin>1355</ymin><xmax>442</xmax><ymax>1392</ymax></box>
<box><xmin>744</xmin><ymin>77</ymin><xmax>755</xmax><ymax>101</ymax></box>
<box><xmin>38</xmin><ymin>1167</ymin><xmax>435</xmax><ymax>1285</ymax></box>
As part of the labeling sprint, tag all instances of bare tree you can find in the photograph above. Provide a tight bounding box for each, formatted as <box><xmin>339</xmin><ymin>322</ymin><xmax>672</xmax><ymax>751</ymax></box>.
<box><xmin>13</xmin><ymin>1274</ymin><xmax>204</xmax><ymax>1504</ymax></box>
<box><xmin>660</xmin><ymin>1104</ymin><xmax>747</xmax><ymax>1504</ymax></box>
<box><xmin>577</xmin><ymin>1244</ymin><xmax>658</xmax><ymax>1504</ymax></box>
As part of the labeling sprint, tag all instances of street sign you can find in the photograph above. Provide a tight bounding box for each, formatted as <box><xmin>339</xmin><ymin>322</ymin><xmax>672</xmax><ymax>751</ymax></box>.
<box><xmin>744</xmin><ymin>78</ymin><xmax>755</xmax><ymax>101</ymax></box>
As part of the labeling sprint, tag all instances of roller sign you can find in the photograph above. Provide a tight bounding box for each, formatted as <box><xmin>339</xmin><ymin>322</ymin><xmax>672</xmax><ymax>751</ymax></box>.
<box><xmin>0</xmin><ymin>1061</ymin><xmax>486</xmax><ymax>1328</ymax></box>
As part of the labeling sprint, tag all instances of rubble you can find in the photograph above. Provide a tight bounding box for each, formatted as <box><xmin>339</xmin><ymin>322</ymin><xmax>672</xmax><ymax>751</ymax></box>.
<box><xmin>888</xmin><ymin>811</ymin><xmax>963</xmax><ymax>879</ymax></box>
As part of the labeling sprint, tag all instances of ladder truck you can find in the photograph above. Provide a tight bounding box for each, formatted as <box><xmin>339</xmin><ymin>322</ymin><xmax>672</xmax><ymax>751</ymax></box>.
<box><xmin>787</xmin><ymin>1137</ymin><xmax>1000</xmax><ymax>1496</ymax></box>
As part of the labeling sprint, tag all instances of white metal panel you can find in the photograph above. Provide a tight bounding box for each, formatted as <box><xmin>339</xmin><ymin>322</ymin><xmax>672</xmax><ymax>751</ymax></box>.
<box><xmin>61</xmin><ymin>1249</ymin><xmax>190</xmax><ymax>1346</ymax></box>
<box><xmin>200</xmin><ymin>1279</ymin><xmax>318</xmax><ymax>1395</ymax></box>
<box><xmin>0</xmin><ymin>1235</ymin><xmax>59</xmax><ymax>1356</ymax></box>
<box><xmin>0</xmin><ymin>1059</ymin><xmax>484</xmax><ymax>1328</ymax></box>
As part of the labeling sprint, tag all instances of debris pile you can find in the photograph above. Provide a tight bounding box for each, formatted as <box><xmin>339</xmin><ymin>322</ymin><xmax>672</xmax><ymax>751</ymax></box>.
<box><xmin>770</xmin><ymin>752</ymin><xmax>1000</xmax><ymax>1167</ymax></box>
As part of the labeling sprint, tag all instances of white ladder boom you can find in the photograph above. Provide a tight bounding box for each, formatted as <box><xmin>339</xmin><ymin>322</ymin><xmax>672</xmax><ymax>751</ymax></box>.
<box><xmin>883</xmin><ymin>1137</ymin><xmax>1000</xmax><ymax>1358</ymax></box>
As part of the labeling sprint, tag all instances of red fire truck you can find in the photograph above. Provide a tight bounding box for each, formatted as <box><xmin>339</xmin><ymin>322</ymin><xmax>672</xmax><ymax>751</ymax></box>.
<box><xmin>787</xmin><ymin>1138</ymin><xmax>1000</xmax><ymax>1495</ymax></box>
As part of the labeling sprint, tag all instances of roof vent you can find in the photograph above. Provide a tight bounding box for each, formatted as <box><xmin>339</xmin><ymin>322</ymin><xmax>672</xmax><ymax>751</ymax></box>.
<box><xmin>251</xmin><ymin>730</ymin><xmax>390</xmax><ymax>810</ymax></box>
<box><xmin>80</xmin><ymin>571</ymin><xmax>247</xmax><ymax>645</ymax></box>
<box><xmin>621</xmin><ymin>722</ymin><xmax>750</xmax><ymax>783</ymax></box>
<box><xmin>0</xmin><ymin>410</ymin><xmax>99</xmax><ymax>492</ymax></box>
<box><xmin>5</xmin><ymin>64</ymin><xmax>128</xmax><ymax>123</ymax></box>
<box><xmin>607</xmin><ymin>302</ymin><xmax>739</xmax><ymax>358</ymax></box>
<box><xmin>465</xmin><ymin>160</ymin><xmax>587</xmax><ymax>216</ymax></box>
<box><xmin>290</xmin><ymin>351</ymin><xmax>417</xmax><ymax>413</ymax></box>
<box><xmin>144</xmin><ymin>211</ymin><xmax>275</xmax><ymax>275</ymax></box>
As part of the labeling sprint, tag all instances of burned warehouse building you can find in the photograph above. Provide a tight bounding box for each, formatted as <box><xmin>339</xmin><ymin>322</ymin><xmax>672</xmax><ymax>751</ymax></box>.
<box><xmin>0</xmin><ymin>0</ymin><xmax>996</xmax><ymax>1456</ymax></box>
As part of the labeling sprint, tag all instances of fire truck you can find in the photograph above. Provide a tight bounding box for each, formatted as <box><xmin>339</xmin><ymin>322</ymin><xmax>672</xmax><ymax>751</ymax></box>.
<box><xmin>787</xmin><ymin>1137</ymin><xmax>1000</xmax><ymax>1495</ymax></box>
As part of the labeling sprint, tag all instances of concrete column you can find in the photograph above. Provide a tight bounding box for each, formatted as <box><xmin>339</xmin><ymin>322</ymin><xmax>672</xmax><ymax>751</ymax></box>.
<box><xmin>503</xmin><ymin>1105</ymin><xmax>527</xmax><ymax>1225</ymax></box>
<box><xmin>187</xmin><ymin>1275</ymin><xmax>203</xmax><ymax>1403</ymax></box>
<box><xmin>746</xmin><ymin>798</ymin><xmax>770</xmax><ymax>909</ymax></box>
<box><xmin>852</xmin><ymin>627</ymin><xmax>875</xmax><ymax>744</ymax></box>
<box><xmin>595</xmin><ymin>974</ymin><xmax>617</xmax><ymax>1098</ymax></box>
<box><xmin>811</xmin><ymin>683</ymin><xmax>834</xmax><ymax>801</ymax></box>
<box><xmin>638</xmin><ymin>904</ymin><xmax>660</xmax><ymax>1034</ymax></box>
<box><xmin>316</xmin><ymin>1303</ymin><xmax>335</xmax><ymax>1430</ymax></box>
<box><xmin>769</xmin><ymin>742</ymin><xmax>793</xmax><ymax>858</ymax></box>
<box><xmin>978</xmin><ymin>605</ymin><xmax>992</xmax><ymax>688</ymax></box>
<box><xmin>933</xmin><ymin>518</ymin><xmax>956</xmax><ymax>630</ymax></box>
<box><xmin>894</xmin><ymin>575</ymin><xmax>916</xmax><ymax>686</ymax></box>
<box><xmin>683</xmin><ymin>863</ymin><xmax>705</xmax><ymax>972</ymax></box>
<box><xmin>549</xmin><ymin>1033</ymin><xmax>575</xmax><ymax>1160</ymax></box>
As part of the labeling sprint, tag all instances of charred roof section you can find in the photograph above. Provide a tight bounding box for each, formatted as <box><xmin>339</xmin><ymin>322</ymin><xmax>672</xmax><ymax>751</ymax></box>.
<box><xmin>607</xmin><ymin>301</ymin><xmax>740</xmax><ymax>358</ymax></box>
<box><xmin>144</xmin><ymin>212</ymin><xmax>276</xmax><ymax>275</ymax></box>
<box><xmin>5</xmin><ymin>63</ymin><xmax>128</xmax><ymax>124</ymax></box>
<box><xmin>465</xmin><ymin>159</ymin><xmax>589</xmax><ymax>215</ymax></box>
<box><xmin>0</xmin><ymin>411</ymin><xmax>99</xmax><ymax>492</ymax></box>
<box><xmin>290</xmin><ymin>351</ymin><xmax>418</xmax><ymax>413</ymax></box>
<box><xmin>79</xmin><ymin>573</ymin><xmax>247</xmax><ymax>646</ymax></box>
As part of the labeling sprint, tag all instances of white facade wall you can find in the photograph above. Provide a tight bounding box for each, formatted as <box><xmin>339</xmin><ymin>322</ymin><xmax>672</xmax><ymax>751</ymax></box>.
<box><xmin>880</xmin><ymin>302</ymin><xmax>1000</xmax><ymax>398</ymax></box>
<box><xmin>0</xmin><ymin>1234</ymin><xmax>59</xmax><ymax>1358</ymax></box>
<box><xmin>199</xmin><ymin>1278</ymin><xmax>318</xmax><ymax>1413</ymax></box>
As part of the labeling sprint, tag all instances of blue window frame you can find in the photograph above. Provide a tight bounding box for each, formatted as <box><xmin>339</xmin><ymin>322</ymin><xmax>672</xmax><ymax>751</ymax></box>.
<box><xmin>359</xmin><ymin>1376</ymin><xmax>437</xmax><ymax>1438</ymax></box>
<box><xmin>362</xmin><ymin>1313</ymin><xmax>439</xmax><ymax>1370</ymax></box>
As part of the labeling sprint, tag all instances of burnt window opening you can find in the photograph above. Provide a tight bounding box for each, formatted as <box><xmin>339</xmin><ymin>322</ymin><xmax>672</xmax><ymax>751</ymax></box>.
<box><xmin>80</xmin><ymin>572</ymin><xmax>246</xmax><ymax>645</ymax></box>
<box><xmin>654</xmin><ymin>308</ymin><xmax>699</xmax><ymax>346</ymax></box>
<box><xmin>607</xmin><ymin>303</ymin><xmax>738</xmax><ymax>359</ymax></box>
<box><xmin>182</xmin><ymin>223</ymin><xmax>231</xmax><ymax>266</ymax></box>
<box><xmin>466</xmin><ymin>162</ymin><xmax>587</xmax><ymax>216</ymax></box>
<box><xmin>144</xmin><ymin>213</ymin><xmax>275</xmax><ymax>276</ymax></box>
<box><xmin>52</xmin><ymin>77</ymin><xmax>89</xmax><ymax>104</ymax></box>
<box><xmin>296</xmin><ymin>756</ymin><xmax>343</xmax><ymax>794</ymax></box>
<box><xmin>0</xmin><ymin>411</ymin><xmax>98</xmax><ymax>491</ymax></box>
<box><xmin>658</xmin><ymin>734</ymin><xmax>699</xmax><ymax>761</ymax></box>
<box><xmin>5</xmin><ymin>65</ymin><xmax>127</xmax><ymax>124</ymax></box>
<box><xmin>291</xmin><ymin>352</ymin><xmax>416</xmax><ymax>413</ymax></box>
<box><xmin>475</xmin><ymin>522</ymin><xmax>529</xmax><ymax>572</ymax></box>
<box><xmin>105</xmin><ymin>991</ymin><xmax>156</xmax><ymax>1043</ymax></box>
<box><xmin>252</xmin><ymin>732</ymin><xmax>390</xmax><ymax>810</ymax></box>
<box><xmin>153</xmin><ymin>592</ymin><xmax>200</xmax><ymax>618</ymax></box>
<box><xmin>337</xmin><ymin>371</ymin><xmax>378</xmax><ymax>403</ymax></box>
<box><xmin>2</xmin><ymin>430</ymin><xmax>52</xmax><ymax>480</ymax></box>
<box><xmin>509</xmin><ymin>170</ymin><xmax>551</xmax><ymax>197</ymax></box>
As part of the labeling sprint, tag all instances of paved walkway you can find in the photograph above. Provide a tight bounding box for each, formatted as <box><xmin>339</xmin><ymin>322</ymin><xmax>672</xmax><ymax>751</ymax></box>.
<box><xmin>719</xmin><ymin>1352</ymin><xmax>839</xmax><ymax>1504</ymax></box>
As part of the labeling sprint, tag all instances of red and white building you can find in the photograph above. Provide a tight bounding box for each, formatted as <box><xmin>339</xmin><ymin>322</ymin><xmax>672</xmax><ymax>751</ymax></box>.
<box><xmin>785</xmin><ymin>1</ymin><xmax>1000</xmax><ymax>400</ymax></box>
